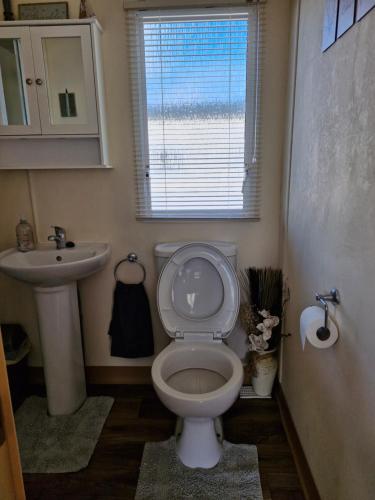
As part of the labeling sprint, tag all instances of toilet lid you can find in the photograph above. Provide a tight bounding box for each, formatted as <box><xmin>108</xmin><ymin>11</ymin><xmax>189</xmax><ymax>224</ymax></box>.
<box><xmin>157</xmin><ymin>243</ymin><xmax>239</xmax><ymax>339</ymax></box>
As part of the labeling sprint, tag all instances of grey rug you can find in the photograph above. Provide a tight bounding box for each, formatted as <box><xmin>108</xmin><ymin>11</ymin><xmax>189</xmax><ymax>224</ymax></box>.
<box><xmin>135</xmin><ymin>437</ymin><xmax>263</xmax><ymax>500</ymax></box>
<box><xmin>15</xmin><ymin>396</ymin><xmax>114</xmax><ymax>473</ymax></box>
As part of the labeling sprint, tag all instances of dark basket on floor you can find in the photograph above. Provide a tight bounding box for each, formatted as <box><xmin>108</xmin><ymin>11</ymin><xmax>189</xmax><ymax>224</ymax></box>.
<box><xmin>2</xmin><ymin>324</ymin><xmax>31</xmax><ymax>411</ymax></box>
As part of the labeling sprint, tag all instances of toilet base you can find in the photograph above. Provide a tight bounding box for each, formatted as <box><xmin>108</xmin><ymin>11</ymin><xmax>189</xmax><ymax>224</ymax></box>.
<box><xmin>176</xmin><ymin>417</ymin><xmax>223</xmax><ymax>468</ymax></box>
<box><xmin>175</xmin><ymin>416</ymin><xmax>223</xmax><ymax>442</ymax></box>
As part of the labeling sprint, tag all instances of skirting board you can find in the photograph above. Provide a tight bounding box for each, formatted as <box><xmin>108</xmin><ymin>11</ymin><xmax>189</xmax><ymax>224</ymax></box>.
<box><xmin>28</xmin><ymin>366</ymin><xmax>152</xmax><ymax>385</ymax></box>
<box><xmin>85</xmin><ymin>366</ymin><xmax>152</xmax><ymax>384</ymax></box>
<box><xmin>274</xmin><ymin>384</ymin><xmax>321</xmax><ymax>500</ymax></box>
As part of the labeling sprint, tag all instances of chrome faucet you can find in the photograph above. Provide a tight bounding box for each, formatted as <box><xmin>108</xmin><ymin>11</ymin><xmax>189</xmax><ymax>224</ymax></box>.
<box><xmin>48</xmin><ymin>226</ymin><xmax>67</xmax><ymax>249</ymax></box>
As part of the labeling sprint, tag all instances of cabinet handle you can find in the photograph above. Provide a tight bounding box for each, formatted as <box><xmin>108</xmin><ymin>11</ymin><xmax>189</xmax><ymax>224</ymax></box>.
<box><xmin>25</xmin><ymin>78</ymin><xmax>33</xmax><ymax>85</ymax></box>
<box><xmin>36</xmin><ymin>78</ymin><xmax>43</xmax><ymax>86</ymax></box>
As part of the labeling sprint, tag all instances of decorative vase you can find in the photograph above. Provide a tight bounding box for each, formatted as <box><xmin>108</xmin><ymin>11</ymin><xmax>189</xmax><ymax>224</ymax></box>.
<box><xmin>251</xmin><ymin>349</ymin><xmax>278</xmax><ymax>396</ymax></box>
<box><xmin>79</xmin><ymin>0</ymin><xmax>95</xmax><ymax>19</ymax></box>
<box><xmin>2</xmin><ymin>0</ymin><xmax>14</xmax><ymax>20</ymax></box>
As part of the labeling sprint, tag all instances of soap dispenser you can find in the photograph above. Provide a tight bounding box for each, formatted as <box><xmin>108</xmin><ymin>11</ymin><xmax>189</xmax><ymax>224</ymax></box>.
<box><xmin>16</xmin><ymin>217</ymin><xmax>35</xmax><ymax>252</ymax></box>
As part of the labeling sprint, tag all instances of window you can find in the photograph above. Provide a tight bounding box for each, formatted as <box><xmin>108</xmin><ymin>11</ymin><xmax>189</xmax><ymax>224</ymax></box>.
<box><xmin>128</xmin><ymin>6</ymin><xmax>263</xmax><ymax>219</ymax></box>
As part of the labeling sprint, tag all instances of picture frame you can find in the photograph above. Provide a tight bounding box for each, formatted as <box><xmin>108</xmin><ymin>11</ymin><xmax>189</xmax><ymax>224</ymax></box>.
<box><xmin>322</xmin><ymin>0</ymin><xmax>375</xmax><ymax>51</ymax></box>
<box><xmin>337</xmin><ymin>0</ymin><xmax>355</xmax><ymax>38</ymax></box>
<box><xmin>18</xmin><ymin>2</ymin><xmax>69</xmax><ymax>20</ymax></box>
<box><xmin>321</xmin><ymin>0</ymin><xmax>339</xmax><ymax>51</ymax></box>
<box><xmin>356</xmin><ymin>0</ymin><xmax>375</xmax><ymax>20</ymax></box>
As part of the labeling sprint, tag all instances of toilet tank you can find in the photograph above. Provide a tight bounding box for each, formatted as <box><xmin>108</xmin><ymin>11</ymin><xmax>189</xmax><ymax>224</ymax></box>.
<box><xmin>154</xmin><ymin>241</ymin><xmax>237</xmax><ymax>274</ymax></box>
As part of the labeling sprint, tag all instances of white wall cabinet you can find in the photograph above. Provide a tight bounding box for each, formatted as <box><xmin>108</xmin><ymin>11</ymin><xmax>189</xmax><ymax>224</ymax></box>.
<box><xmin>0</xmin><ymin>19</ymin><xmax>109</xmax><ymax>168</ymax></box>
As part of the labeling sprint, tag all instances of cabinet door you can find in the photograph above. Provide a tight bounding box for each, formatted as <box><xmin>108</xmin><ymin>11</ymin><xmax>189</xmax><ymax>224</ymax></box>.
<box><xmin>31</xmin><ymin>25</ymin><xmax>99</xmax><ymax>135</ymax></box>
<box><xmin>0</xmin><ymin>27</ymin><xmax>41</xmax><ymax>135</ymax></box>
<box><xmin>0</xmin><ymin>332</ymin><xmax>25</xmax><ymax>500</ymax></box>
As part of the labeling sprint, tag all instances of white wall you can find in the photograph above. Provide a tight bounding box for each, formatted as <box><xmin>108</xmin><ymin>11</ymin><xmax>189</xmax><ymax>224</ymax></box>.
<box><xmin>0</xmin><ymin>0</ymin><xmax>291</xmax><ymax>367</ymax></box>
<box><xmin>282</xmin><ymin>1</ymin><xmax>375</xmax><ymax>499</ymax></box>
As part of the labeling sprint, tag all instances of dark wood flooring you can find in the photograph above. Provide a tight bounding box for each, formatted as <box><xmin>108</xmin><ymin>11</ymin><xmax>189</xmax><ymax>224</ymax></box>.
<box><xmin>23</xmin><ymin>385</ymin><xmax>304</xmax><ymax>500</ymax></box>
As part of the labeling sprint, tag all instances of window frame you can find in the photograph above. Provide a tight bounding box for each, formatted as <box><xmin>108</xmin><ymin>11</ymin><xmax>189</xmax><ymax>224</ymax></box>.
<box><xmin>129</xmin><ymin>6</ymin><xmax>262</xmax><ymax>220</ymax></box>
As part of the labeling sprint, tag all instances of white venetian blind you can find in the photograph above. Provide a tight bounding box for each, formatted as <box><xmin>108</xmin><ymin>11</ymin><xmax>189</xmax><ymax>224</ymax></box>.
<box><xmin>128</xmin><ymin>5</ymin><xmax>263</xmax><ymax>219</ymax></box>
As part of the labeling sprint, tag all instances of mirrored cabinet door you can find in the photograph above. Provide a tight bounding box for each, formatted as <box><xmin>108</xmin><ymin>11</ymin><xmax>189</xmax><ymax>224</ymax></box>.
<box><xmin>31</xmin><ymin>25</ymin><xmax>98</xmax><ymax>135</ymax></box>
<box><xmin>0</xmin><ymin>27</ymin><xmax>41</xmax><ymax>135</ymax></box>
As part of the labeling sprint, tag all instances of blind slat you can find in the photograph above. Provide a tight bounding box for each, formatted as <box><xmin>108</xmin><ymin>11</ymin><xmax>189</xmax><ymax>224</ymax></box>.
<box><xmin>128</xmin><ymin>5</ymin><xmax>263</xmax><ymax>219</ymax></box>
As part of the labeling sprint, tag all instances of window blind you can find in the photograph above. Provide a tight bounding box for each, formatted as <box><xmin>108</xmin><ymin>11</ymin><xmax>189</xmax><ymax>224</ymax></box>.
<box><xmin>128</xmin><ymin>6</ymin><xmax>264</xmax><ymax>219</ymax></box>
<box><xmin>124</xmin><ymin>1</ymin><xmax>258</xmax><ymax>9</ymax></box>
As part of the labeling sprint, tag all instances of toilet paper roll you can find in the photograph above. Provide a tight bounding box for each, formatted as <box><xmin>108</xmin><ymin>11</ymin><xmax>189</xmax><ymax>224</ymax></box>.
<box><xmin>300</xmin><ymin>306</ymin><xmax>339</xmax><ymax>350</ymax></box>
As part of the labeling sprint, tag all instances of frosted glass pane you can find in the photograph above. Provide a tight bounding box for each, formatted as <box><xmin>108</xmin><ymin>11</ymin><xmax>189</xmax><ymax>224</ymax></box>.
<box><xmin>0</xmin><ymin>39</ymin><xmax>28</xmax><ymax>126</ymax></box>
<box><xmin>42</xmin><ymin>37</ymin><xmax>88</xmax><ymax>126</ymax></box>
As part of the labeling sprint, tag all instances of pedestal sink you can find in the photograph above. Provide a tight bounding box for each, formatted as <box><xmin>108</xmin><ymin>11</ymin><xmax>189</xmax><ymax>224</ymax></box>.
<box><xmin>0</xmin><ymin>243</ymin><xmax>111</xmax><ymax>415</ymax></box>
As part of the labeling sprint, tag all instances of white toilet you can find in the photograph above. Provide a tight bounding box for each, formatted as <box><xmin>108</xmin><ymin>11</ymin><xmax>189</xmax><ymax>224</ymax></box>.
<box><xmin>152</xmin><ymin>242</ymin><xmax>244</xmax><ymax>469</ymax></box>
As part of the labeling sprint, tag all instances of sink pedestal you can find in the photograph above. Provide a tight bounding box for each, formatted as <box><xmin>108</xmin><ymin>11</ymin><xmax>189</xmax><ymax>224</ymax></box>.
<box><xmin>34</xmin><ymin>282</ymin><xmax>86</xmax><ymax>415</ymax></box>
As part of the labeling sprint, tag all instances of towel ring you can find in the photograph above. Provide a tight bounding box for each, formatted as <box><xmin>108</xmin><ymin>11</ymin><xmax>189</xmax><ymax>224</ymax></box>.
<box><xmin>114</xmin><ymin>253</ymin><xmax>146</xmax><ymax>284</ymax></box>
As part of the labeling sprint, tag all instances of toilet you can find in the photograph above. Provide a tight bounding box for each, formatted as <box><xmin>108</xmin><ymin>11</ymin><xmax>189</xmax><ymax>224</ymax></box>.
<box><xmin>152</xmin><ymin>242</ymin><xmax>244</xmax><ymax>469</ymax></box>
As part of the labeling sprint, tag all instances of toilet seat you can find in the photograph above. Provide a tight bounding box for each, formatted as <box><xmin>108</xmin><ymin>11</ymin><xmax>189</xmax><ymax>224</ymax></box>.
<box><xmin>157</xmin><ymin>243</ymin><xmax>239</xmax><ymax>340</ymax></box>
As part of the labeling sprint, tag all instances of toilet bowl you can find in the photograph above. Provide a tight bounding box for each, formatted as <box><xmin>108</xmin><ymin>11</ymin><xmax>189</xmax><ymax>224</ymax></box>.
<box><xmin>152</xmin><ymin>242</ymin><xmax>243</xmax><ymax>468</ymax></box>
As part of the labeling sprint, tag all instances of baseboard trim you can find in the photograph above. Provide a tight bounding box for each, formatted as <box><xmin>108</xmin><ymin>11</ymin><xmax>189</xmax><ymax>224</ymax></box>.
<box><xmin>275</xmin><ymin>384</ymin><xmax>321</xmax><ymax>500</ymax></box>
<box><xmin>28</xmin><ymin>366</ymin><xmax>152</xmax><ymax>385</ymax></box>
<box><xmin>85</xmin><ymin>366</ymin><xmax>152</xmax><ymax>384</ymax></box>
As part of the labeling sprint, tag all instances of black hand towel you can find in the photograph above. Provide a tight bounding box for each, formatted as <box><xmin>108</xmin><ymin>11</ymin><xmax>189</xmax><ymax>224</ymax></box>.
<box><xmin>108</xmin><ymin>281</ymin><xmax>154</xmax><ymax>358</ymax></box>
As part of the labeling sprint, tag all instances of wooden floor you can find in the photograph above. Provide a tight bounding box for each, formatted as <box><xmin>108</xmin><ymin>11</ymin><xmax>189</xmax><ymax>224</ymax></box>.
<box><xmin>23</xmin><ymin>385</ymin><xmax>304</xmax><ymax>500</ymax></box>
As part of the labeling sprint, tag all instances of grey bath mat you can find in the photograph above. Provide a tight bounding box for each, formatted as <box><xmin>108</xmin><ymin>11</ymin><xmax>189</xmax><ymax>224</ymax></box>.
<box><xmin>15</xmin><ymin>396</ymin><xmax>114</xmax><ymax>473</ymax></box>
<box><xmin>135</xmin><ymin>437</ymin><xmax>263</xmax><ymax>500</ymax></box>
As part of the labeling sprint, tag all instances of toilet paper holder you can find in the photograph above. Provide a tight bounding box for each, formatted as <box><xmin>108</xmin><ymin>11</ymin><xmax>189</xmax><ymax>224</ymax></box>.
<box><xmin>315</xmin><ymin>288</ymin><xmax>340</xmax><ymax>340</ymax></box>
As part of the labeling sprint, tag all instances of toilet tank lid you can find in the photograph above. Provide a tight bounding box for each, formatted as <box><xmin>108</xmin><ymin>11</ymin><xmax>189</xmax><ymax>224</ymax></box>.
<box><xmin>154</xmin><ymin>241</ymin><xmax>237</xmax><ymax>258</ymax></box>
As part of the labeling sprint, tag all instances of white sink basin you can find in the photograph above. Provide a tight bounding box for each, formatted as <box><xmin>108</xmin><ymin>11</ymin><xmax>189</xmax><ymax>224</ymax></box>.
<box><xmin>0</xmin><ymin>243</ymin><xmax>111</xmax><ymax>286</ymax></box>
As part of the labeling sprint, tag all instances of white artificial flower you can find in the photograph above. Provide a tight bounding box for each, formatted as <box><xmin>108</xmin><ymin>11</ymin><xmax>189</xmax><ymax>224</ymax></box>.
<box><xmin>256</xmin><ymin>314</ymin><xmax>280</xmax><ymax>342</ymax></box>
<box><xmin>263</xmin><ymin>316</ymin><xmax>280</xmax><ymax>329</ymax></box>
<box><xmin>256</xmin><ymin>322</ymin><xmax>273</xmax><ymax>341</ymax></box>
<box><xmin>248</xmin><ymin>333</ymin><xmax>269</xmax><ymax>352</ymax></box>
<box><xmin>259</xmin><ymin>309</ymin><xmax>270</xmax><ymax>318</ymax></box>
